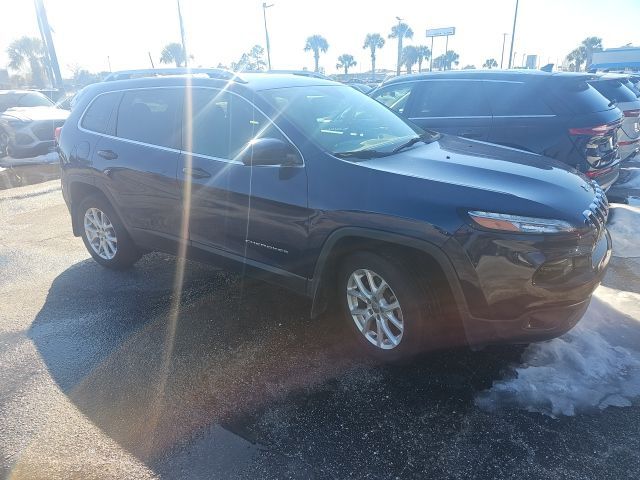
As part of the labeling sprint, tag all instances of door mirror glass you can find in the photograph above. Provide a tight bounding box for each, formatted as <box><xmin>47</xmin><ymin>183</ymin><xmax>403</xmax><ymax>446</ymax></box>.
<box><xmin>240</xmin><ymin>137</ymin><xmax>301</xmax><ymax>166</ymax></box>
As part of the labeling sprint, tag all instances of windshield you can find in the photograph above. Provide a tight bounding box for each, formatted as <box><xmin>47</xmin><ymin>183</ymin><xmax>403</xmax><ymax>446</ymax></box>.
<box><xmin>17</xmin><ymin>92</ymin><xmax>54</xmax><ymax>108</ymax></box>
<box><xmin>259</xmin><ymin>85</ymin><xmax>423</xmax><ymax>156</ymax></box>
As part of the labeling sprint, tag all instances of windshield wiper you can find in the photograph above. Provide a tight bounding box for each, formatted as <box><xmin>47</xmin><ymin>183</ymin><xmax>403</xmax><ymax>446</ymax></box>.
<box><xmin>334</xmin><ymin>149</ymin><xmax>390</xmax><ymax>159</ymax></box>
<box><xmin>391</xmin><ymin>132</ymin><xmax>440</xmax><ymax>154</ymax></box>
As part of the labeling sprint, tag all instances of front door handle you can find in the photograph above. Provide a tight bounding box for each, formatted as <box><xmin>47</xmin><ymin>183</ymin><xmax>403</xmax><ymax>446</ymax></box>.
<box><xmin>460</xmin><ymin>132</ymin><xmax>482</xmax><ymax>139</ymax></box>
<box><xmin>182</xmin><ymin>167</ymin><xmax>211</xmax><ymax>179</ymax></box>
<box><xmin>97</xmin><ymin>149</ymin><xmax>118</xmax><ymax>160</ymax></box>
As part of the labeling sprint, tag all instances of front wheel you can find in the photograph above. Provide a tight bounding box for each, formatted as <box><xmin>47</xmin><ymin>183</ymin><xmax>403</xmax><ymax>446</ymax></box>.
<box><xmin>77</xmin><ymin>194</ymin><xmax>141</xmax><ymax>269</ymax></box>
<box><xmin>338</xmin><ymin>251</ymin><xmax>443</xmax><ymax>361</ymax></box>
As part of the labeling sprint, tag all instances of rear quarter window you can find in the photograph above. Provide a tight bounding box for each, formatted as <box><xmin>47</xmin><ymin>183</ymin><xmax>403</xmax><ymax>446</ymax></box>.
<box><xmin>550</xmin><ymin>80</ymin><xmax>613</xmax><ymax>114</ymax></box>
<box><xmin>81</xmin><ymin>92</ymin><xmax>121</xmax><ymax>134</ymax></box>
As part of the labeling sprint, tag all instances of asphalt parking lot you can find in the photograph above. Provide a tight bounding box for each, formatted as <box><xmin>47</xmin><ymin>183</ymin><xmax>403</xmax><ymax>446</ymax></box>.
<box><xmin>1</xmin><ymin>179</ymin><xmax>640</xmax><ymax>480</ymax></box>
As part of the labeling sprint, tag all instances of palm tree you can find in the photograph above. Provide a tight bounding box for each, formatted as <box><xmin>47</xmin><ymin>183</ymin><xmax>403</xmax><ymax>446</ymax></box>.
<box><xmin>444</xmin><ymin>50</ymin><xmax>460</xmax><ymax>70</ymax></box>
<box><xmin>160</xmin><ymin>42</ymin><xmax>186</xmax><ymax>67</ymax></box>
<box><xmin>483</xmin><ymin>58</ymin><xmax>498</xmax><ymax>69</ymax></box>
<box><xmin>336</xmin><ymin>54</ymin><xmax>357</xmax><ymax>75</ymax></box>
<box><xmin>389</xmin><ymin>22</ymin><xmax>413</xmax><ymax>76</ymax></box>
<box><xmin>401</xmin><ymin>46</ymin><xmax>419</xmax><ymax>74</ymax></box>
<box><xmin>363</xmin><ymin>33</ymin><xmax>385</xmax><ymax>74</ymax></box>
<box><xmin>6</xmin><ymin>36</ymin><xmax>48</xmax><ymax>87</ymax></box>
<box><xmin>416</xmin><ymin>45</ymin><xmax>431</xmax><ymax>72</ymax></box>
<box><xmin>566</xmin><ymin>46</ymin><xmax>587</xmax><ymax>72</ymax></box>
<box><xmin>433</xmin><ymin>51</ymin><xmax>460</xmax><ymax>71</ymax></box>
<box><xmin>581</xmin><ymin>36</ymin><xmax>603</xmax><ymax>69</ymax></box>
<box><xmin>304</xmin><ymin>35</ymin><xmax>329</xmax><ymax>73</ymax></box>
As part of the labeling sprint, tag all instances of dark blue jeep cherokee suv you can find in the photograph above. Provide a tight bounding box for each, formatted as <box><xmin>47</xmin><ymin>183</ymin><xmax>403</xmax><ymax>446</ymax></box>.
<box><xmin>58</xmin><ymin>70</ymin><xmax>612</xmax><ymax>359</ymax></box>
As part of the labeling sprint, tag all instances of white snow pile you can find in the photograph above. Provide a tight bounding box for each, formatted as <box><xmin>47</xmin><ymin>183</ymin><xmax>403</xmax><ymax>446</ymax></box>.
<box><xmin>475</xmin><ymin>204</ymin><xmax>640</xmax><ymax>417</ymax></box>
<box><xmin>607</xmin><ymin>204</ymin><xmax>640</xmax><ymax>258</ymax></box>
<box><xmin>615</xmin><ymin>166</ymin><xmax>640</xmax><ymax>190</ymax></box>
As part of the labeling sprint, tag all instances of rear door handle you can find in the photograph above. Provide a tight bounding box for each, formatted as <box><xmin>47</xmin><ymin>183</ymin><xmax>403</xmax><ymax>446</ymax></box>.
<box><xmin>97</xmin><ymin>149</ymin><xmax>118</xmax><ymax>160</ymax></box>
<box><xmin>182</xmin><ymin>167</ymin><xmax>211</xmax><ymax>179</ymax></box>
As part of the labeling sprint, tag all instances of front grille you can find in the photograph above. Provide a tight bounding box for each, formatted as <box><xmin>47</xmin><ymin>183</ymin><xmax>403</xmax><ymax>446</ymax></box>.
<box><xmin>32</xmin><ymin>120</ymin><xmax>64</xmax><ymax>142</ymax></box>
<box><xmin>582</xmin><ymin>180</ymin><xmax>609</xmax><ymax>233</ymax></box>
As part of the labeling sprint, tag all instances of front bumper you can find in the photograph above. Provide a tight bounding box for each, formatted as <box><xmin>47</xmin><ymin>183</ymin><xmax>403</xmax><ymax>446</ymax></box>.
<box><xmin>444</xmin><ymin>225</ymin><xmax>611</xmax><ymax>347</ymax></box>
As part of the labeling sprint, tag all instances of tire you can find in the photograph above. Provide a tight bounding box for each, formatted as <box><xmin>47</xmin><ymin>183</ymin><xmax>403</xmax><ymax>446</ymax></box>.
<box><xmin>77</xmin><ymin>194</ymin><xmax>141</xmax><ymax>269</ymax></box>
<box><xmin>338</xmin><ymin>251</ymin><xmax>443</xmax><ymax>361</ymax></box>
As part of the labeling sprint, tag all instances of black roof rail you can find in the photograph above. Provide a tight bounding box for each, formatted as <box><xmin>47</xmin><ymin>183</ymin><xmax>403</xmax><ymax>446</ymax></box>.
<box><xmin>102</xmin><ymin>68</ymin><xmax>246</xmax><ymax>83</ymax></box>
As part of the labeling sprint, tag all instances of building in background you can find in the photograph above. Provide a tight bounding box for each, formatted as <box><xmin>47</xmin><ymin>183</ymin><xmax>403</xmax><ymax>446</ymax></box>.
<box><xmin>590</xmin><ymin>47</ymin><xmax>640</xmax><ymax>72</ymax></box>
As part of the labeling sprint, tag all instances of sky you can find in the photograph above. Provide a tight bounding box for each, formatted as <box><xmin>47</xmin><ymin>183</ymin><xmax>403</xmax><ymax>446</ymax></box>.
<box><xmin>1</xmin><ymin>0</ymin><xmax>639</xmax><ymax>78</ymax></box>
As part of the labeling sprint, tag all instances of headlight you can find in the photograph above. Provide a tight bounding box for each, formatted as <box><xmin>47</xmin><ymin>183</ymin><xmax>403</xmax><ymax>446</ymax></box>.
<box><xmin>468</xmin><ymin>211</ymin><xmax>576</xmax><ymax>233</ymax></box>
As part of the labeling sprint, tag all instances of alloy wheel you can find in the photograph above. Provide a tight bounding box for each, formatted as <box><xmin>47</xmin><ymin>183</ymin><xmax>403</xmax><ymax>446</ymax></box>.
<box><xmin>84</xmin><ymin>207</ymin><xmax>118</xmax><ymax>260</ymax></box>
<box><xmin>346</xmin><ymin>268</ymin><xmax>404</xmax><ymax>350</ymax></box>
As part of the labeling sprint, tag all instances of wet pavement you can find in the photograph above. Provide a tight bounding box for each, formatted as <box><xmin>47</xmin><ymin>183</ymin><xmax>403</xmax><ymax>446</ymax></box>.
<box><xmin>1</xmin><ymin>182</ymin><xmax>640</xmax><ymax>479</ymax></box>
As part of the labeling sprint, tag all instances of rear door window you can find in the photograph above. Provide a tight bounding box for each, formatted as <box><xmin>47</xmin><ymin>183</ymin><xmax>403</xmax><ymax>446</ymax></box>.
<box><xmin>116</xmin><ymin>88</ymin><xmax>182</xmax><ymax>149</ymax></box>
<box><xmin>551</xmin><ymin>80</ymin><xmax>616</xmax><ymax>114</ymax></box>
<box><xmin>81</xmin><ymin>92</ymin><xmax>121</xmax><ymax>135</ymax></box>
<box><xmin>484</xmin><ymin>81</ymin><xmax>554</xmax><ymax>116</ymax></box>
<box><xmin>410</xmin><ymin>80</ymin><xmax>490</xmax><ymax>118</ymax></box>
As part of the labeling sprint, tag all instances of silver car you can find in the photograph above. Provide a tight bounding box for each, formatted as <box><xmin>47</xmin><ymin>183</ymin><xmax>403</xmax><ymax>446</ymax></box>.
<box><xmin>589</xmin><ymin>75</ymin><xmax>640</xmax><ymax>161</ymax></box>
<box><xmin>0</xmin><ymin>90</ymin><xmax>69</xmax><ymax>158</ymax></box>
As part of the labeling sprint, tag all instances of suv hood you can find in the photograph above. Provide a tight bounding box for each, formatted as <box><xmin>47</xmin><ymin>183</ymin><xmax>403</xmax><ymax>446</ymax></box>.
<box><xmin>362</xmin><ymin>135</ymin><xmax>598</xmax><ymax>226</ymax></box>
<box><xmin>1</xmin><ymin>106</ymin><xmax>69</xmax><ymax>122</ymax></box>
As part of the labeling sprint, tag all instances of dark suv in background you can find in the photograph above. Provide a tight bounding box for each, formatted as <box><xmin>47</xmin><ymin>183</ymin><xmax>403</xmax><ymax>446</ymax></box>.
<box><xmin>370</xmin><ymin>70</ymin><xmax>623</xmax><ymax>190</ymax></box>
<box><xmin>58</xmin><ymin>71</ymin><xmax>611</xmax><ymax>359</ymax></box>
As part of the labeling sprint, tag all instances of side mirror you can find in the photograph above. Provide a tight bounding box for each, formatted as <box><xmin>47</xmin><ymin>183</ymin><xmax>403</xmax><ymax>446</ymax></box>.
<box><xmin>240</xmin><ymin>137</ymin><xmax>302</xmax><ymax>166</ymax></box>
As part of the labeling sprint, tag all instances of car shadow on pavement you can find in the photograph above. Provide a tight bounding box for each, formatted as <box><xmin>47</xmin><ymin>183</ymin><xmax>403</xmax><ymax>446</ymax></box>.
<box><xmin>27</xmin><ymin>252</ymin><xmax>525</xmax><ymax>477</ymax></box>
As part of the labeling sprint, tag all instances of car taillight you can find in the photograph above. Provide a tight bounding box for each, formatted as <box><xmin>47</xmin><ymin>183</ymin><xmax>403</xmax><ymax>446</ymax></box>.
<box><xmin>54</xmin><ymin>126</ymin><xmax>62</xmax><ymax>144</ymax></box>
<box><xmin>585</xmin><ymin>166</ymin><xmax>613</xmax><ymax>178</ymax></box>
<box><xmin>569</xmin><ymin>124</ymin><xmax>617</xmax><ymax>136</ymax></box>
<box><xmin>623</xmin><ymin>109</ymin><xmax>640</xmax><ymax>118</ymax></box>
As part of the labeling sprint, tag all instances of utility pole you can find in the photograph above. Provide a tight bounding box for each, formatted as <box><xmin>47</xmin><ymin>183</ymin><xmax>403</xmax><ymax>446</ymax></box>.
<box><xmin>262</xmin><ymin>3</ymin><xmax>274</xmax><ymax>70</ymax></box>
<box><xmin>429</xmin><ymin>36</ymin><xmax>434</xmax><ymax>72</ymax></box>
<box><xmin>176</xmin><ymin>0</ymin><xmax>188</xmax><ymax>67</ymax></box>
<box><xmin>500</xmin><ymin>33</ymin><xmax>508</xmax><ymax>69</ymax></box>
<box><xmin>148</xmin><ymin>52</ymin><xmax>155</xmax><ymax>69</ymax></box>
<box><xmin>395</xmin><ymin>16</ymin><xmax>403</xmax><ymax>76</ymax></box>
<box><xmin>34</xmin><ymin>0</ymin><xmax>62</xmax><ymax>89</ymax></box>
<box><xmin>444</xmin><ymin>35</ymin><xmax>449</xmax><ymax>70</ymax></box>
<box><xmin>107</xmin><ymin>56</ymin><xmax>112</xmax><ymax>72</ymax></box>
<box><xmin>507</xmin><ymin>0</ymin><xmax>519</xmax><ymax>69</ymax></box>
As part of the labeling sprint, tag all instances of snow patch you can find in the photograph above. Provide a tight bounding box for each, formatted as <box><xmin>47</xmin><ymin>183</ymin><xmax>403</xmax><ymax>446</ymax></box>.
<box><xmin>476</xmin><ymin>205</ymin><xmax>640</xmax><ymax>417</ymax></box>
<box><xmin>475</xmin><ymin>287</ymin><xmax>640</xmax><ymax>417</ymax></box>
<box><xmin>608</xmin><ymin>204</ymin><xmax>640</xmax><ymax>258</ymax></box>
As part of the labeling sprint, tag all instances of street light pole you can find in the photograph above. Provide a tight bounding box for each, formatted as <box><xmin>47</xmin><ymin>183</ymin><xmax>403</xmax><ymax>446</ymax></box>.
<box><xmin>507</xmin><ymin>0</ymin><xmax>519</xmax><ymax>69</ymax></box>
<box><xmin>500</xmin><ymin>33</ymin><xmax>508</xmax><ymax>69</ymax></box>
<box><xmin>176</xmin><ymin>0</ymin><xmax>188</xmax><ymax>67</ymax></box>
<box><xmin>395</xmin><ymin>16</ymin><xmax>403</xmax><ymax>76</ymax></box>
<box><xmin>263</xmin><ymin>3</ymin><xmax>274</xmax><ymax>70</ymax></box>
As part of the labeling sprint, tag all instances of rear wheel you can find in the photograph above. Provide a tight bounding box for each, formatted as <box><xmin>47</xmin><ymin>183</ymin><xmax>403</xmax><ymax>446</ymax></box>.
<box><xmin>338</xmin><ymin>251</ymin><xmax>443</xmax><ymax>361</ymax></box>
<box><xmin>77</xmin><ymin>194</ymin><xmax>141</xmax><ymax>269</ymax></box>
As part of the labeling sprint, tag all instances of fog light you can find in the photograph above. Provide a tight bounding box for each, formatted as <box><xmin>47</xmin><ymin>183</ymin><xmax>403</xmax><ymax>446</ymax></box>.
<box><xmin>533</xmin><ymin>258</ymin><xmax>574</xmax><ymax>285</ymax></box>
